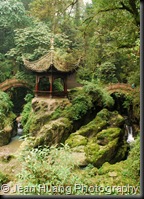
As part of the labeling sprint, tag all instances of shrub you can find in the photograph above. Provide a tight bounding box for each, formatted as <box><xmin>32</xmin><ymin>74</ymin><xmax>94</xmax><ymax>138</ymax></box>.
<box><xmin>0</xmin><ymin>172</ymin><xmax>9</xmax><ymax>186</ymax></box>
<box><xmin>64</xmin><ymin>94</ymin><xmax>93</xmax><ymax>120</ymax></box>
<box><xmin>83</xmin><ymin>82</ymin><xmax>114</xmax><ymax>108</ymax></box>
<box><xmin>16</xmin><ymin>144</ymin><xmax>83</xmax><ymax>195</ymax></box>
<box><xmin>0</xmin><ymin>91</ymin><xmax>13</xmax><ymax>113</ymax></box>
<box><xmin>21</xmin><ymin>94</ymin><xmax>34</xmax><ymax>134</ymax></box>
<box><xmin>0</xmin><ymin>91</ymin><xmax>14</xmax><ymax>129</ymax></box>
<box><xmin>53</xmin><ymin>82</ymin><xmax>114</xmax><ymax>121</ymax></box>
<box><xmin>126</xmin><ymin>135</ymin><xmax>140</xmax><ymax>184</ymax></box>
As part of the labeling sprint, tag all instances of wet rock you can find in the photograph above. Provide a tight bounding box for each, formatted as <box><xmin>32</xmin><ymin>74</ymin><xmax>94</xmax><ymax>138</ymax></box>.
<box><xmin>0</xmin><ymin>126</ymin><xmax>12</xmax><ymax>146</ymax></box>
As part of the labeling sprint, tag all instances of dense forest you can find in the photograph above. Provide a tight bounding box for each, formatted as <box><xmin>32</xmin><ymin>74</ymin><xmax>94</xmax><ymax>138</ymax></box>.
<box><xmin>0</xmin><ymin>0</ymin><xmax>140</xmax><ymax>196</ymax></box>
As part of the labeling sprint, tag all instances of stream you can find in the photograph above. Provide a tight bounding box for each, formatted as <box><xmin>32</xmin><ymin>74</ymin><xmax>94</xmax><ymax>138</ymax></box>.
<box><xmin>0</xmin><ymin>135</ymin><xmax>23</xmax><ymax>157</ymax></box>
<box><xmin>0</xmin><ymin>122</ymin><xmax>23</xmax><ymax>157</ymax></box>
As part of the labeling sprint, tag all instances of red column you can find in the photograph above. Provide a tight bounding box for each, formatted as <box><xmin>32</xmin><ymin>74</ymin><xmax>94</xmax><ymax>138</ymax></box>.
<box><xmin>49</xmin><ymin>75</ymin><xmax>53</xmax><ymax>98</ymax></box>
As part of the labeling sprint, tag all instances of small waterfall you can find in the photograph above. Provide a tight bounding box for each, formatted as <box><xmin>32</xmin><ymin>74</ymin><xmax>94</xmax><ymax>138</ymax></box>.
<box><xmin>17</xmin><ymin>122</ymin><xmax>23</xmax><ymax>136</ymax></box>
<box><xmin>126</xmin><ymin>125</ymin><xmax>134</xmax><ymax>144</ymax></box>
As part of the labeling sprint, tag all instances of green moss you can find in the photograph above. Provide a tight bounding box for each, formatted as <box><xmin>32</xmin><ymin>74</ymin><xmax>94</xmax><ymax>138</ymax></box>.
<box><xmin>84</xmin><ymin>140</ymin><xmax>100</xmax><ymax>163</ymax></box>
<box><xmin>75</xmin><ymin>116</ymin><xmax>107</xmax><ymax>138</ymax></box>
<box><xmin>126</xmin><ymin>135</ymin><xmax>140</xmax><ymax>183</ymax></box>
<box><xmin>96</xmin><ymin>108</ymin><xmax>111</xmax><ymax>120</ymax></box>
<box><xmin>98</xmin><ymin>162</ymin><xmax>114</xmax><ymax>175</ymax></box>
<box><xmin>97</xmin><ymin>109</ymin><xmax>124</xmax><ymax>127</ymax></box>
<box><xmin>114</xmin><ymin>141</ymin><xmax>129</xmax><ymax>162</ymax></box>
<box><xmin>85</xmin><ymin>138</ymin><xmax>119</xmax><ymax>167</ymax></box>
<box><xmin>51</xmin><ymin>107</ymin><xmax>63</xmax><ymax>120</ymax></box>
<box><xmin>109</xmin><ymin>113</ymin><xmax>124</xmax><ymax>127</ymax></box>
<box><xmin>65</xmin><ymin>134</ymin><xmax>88</xmax><ymax>148</ymax></box>
<box><xmin>97</xmin><ymin>127</ymin><xmax>121</xmax><ymax>142</ymax></box>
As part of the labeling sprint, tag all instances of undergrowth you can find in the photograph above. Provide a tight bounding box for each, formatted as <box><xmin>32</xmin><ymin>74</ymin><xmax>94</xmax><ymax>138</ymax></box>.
<box><xmin>52</xmin><ymin>82</ymin><xmax>114</xmax><ymax>121</ymax></box>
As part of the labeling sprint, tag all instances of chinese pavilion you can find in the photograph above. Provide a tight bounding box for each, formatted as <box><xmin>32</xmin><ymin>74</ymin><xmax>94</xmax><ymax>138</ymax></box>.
<box><xmin>23</xmin><ymin>40</ymin><xmax>78</xmax><ymax>98</ymax></box>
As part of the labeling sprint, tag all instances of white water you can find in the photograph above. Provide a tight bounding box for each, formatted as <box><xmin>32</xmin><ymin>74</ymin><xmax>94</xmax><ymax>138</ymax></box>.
<box><xmin>17</xmin><ymin>122</ymin><xmax>23</xmax><ymax>136</ymax></box>
<box><xmin>126</xmin><ymin>125</ymin><xmax>134</xmax><ymax>144</ymax></box>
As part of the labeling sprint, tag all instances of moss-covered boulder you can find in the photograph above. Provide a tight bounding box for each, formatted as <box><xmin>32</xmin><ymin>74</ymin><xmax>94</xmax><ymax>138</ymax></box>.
<box><xmin>0</xmin><ymin>113</ymin><xmax>16</xmax><ymax>146</ymax></box>
<box><xmin>26</xmin><ymin>97</ymin><xmax>71</xmax><ymax>135</ymax></box>
<box><xmin>96</xmin><ymin>108</ymin><xmax>124</xmax><ymax>127</ymax></box>
<box><xmin>65</xmin><ymin>109</ymin><xmax>127</xmax><ymax>167</ymax></box>
<box><xmin>85</xmin><ymin>128</ymin><xmax>121</xmax><ymax>168</ymax></box>
<box><xmin>0</xmin><ymin>126</ymin><xmax>12</xmax><ymax>146</ymax></box>
<box><xmin>65</xmin><ymin>133</ymin><xmax>88</xmax><ymax>147</ymax></box>
<box><xmin>97</xmin><ymin>127</ymin><xmax>121</xmax><ymax>145</ymax></box>
<box><xmin>33</xmin><ymin>117</ymin><xmax>73</xmax><ymax>147</ymax></box>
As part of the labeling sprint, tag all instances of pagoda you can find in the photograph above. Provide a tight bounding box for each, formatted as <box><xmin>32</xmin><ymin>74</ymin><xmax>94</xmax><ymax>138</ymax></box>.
<box><xmin>23</xmin><ymin>38</ymin><xmax>78</xmax><ymax>98</ymax></box>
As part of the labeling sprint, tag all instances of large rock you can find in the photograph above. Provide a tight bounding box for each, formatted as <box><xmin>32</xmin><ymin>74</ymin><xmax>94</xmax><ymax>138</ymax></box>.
<box><xmin>0</xmin><ymin>112</ymin><xmax>16</xmax><ymax>146</ymax></box>
<box><xmin>65</xmin><ymin>109</ymin><xmax>127</xmax><ymax>168</ymax></box>
<box><xmin>65</xmin><ymin>134</ymin><xmax>88</xmax><ymax>147</ymax></box>
<box><xmin>33</xmin><ymin>117</ymin><xmax>73</xmax><ymax>147</ymax></box>
<box><xmin>28</xmin><ymin>97</ymin><xmax>71</xmax><ymax>135</ymax></box>
<box><xmin>0</xmin><ymin>126</ymin><xmax>12</xmax><ymax>146</ymax></box>
<box><xmin>85</xmin><ymin>128</ymin><xmax>122</xmax><ymax>167</ymax></box>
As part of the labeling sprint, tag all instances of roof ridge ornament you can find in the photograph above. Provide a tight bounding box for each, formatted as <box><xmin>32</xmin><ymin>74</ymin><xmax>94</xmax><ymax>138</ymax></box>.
<box><xmin>50</xmin><ymin>36</ymin><xmax>54</xmax><ymax>64</ymax></box>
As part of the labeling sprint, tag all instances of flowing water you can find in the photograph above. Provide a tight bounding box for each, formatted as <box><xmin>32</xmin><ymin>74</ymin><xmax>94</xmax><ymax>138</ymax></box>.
<box><xmin>126</xmin><ymin>125</ymin><xmax>135</xmax><ymax>144</ymax></box>
<box><xmin>0</xmin><ymin>122</ymin><xmax>23</xmax><ymax>157</ymax></box>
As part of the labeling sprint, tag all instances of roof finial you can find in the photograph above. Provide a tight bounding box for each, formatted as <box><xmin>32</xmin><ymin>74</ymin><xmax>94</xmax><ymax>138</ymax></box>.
<box><xmin>50</xmin><ymin>36</ymin><xmax>54</xmax><ymax>64</ymax></box>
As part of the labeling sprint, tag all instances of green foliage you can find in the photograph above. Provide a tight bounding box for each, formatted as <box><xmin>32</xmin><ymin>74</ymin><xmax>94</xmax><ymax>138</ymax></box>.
<box><xmin>51</xmin><ymin>82</ymin><xmax>114</xmax><ymax>121</ymax></box>
<box><xmin>128</xmin><ymin>136</ymin><xmax>140</xmax><ymax>179</ymax></box>
<box><xmin>0</xmin><ymin>172</ymin><xmax>9</xmax><ymax>186</ymax></box>
<box><xmin>125</xmin><ymin>135</ymin><xmax>140</xmax><ymax>185</ymax></box>
<box><xmin>77</xmin><ymin>0</ymin><xmax>140</xmax><ymax>84</ymax></box>
<box><xmin>0</xmin><ymin>0</ymin><xmax>28</xmax><ymax>28</ymax></box>
<box><xmin>65</xmin><ymin>94</ymin><xmax>93</xmax><ymax>120</ymax></box>
<box><xmin>21</xmin><ymin>94</ymin><xmax>33</xmax><ymax>134</ymax></box>
<box><xmin>97</xmin><ymin>62</ymin><xmax>118</xmax><ymax>84</ymax></box>
<box><xmin>24</xmin><ymin>93</ymin><xmax>34</xmax><ymax>102</ymax></box>
<box><xmin>21</xmin><ymin>102</ymin><xmax>32</xmax><ymax>127</ymax></box>
<box><xmin>83</xmin><ymin>82</ymin><xmax>114</xmax><ymax>108</ymax></box>
<box><xmin>122</xmin><ymin>95</ymin><xmax>133</xmax><ymax>109</ymax></box>
<box><xmin>0</xmin><ymin>58</ymin><xmax>15</xmax><ymax>82</ymax></box>
<box><xmin>53</xmin><ymin>78</ymin><xmax>63</xmax><ymax>91</ymax></box>
<box><xmin>6</xmin><ymin>21</ymin><xmax>51</xmax><ymax>62</ymax></box>
<box><xmin>6</xmin><ymin>21</ymin><xmax>73</xmax><ymax>64</ymax></box>
<box><xmin>17</xmin><ymin>144</ymin><xmax>83</xmax><ymax>195</ymax></box>
<box><xmin>51</xmin><ymin>82</ymin><xmax>113</xmax><ymax>121</ymax></box>
<box><xmin>0</xmin><ymin>91</ymin><xmax>13</xmax><ymax>114</ymax></box>
<box><xmin>14</xmin><ymin>71</ymin><xmax>35</xmax><ymax>86</ymax></box>
<box><xmin>51</xmin><ymin>107</ymin><xmax>63</xmax><ymax>120</ymax></box>
<box><xmin>132</xmin><ymin>92</ymin><xmax>140</xmax><ymax>120</ymax></box>
<box><xmin>0</xmin><ymin>0</ymin><xmax>31</xmax><ymax>54</ymax></box>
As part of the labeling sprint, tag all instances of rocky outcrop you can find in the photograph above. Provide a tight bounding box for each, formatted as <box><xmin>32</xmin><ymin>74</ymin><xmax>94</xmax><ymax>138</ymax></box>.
<box><xmin>0</xmin><ymin>113</ymin><xmax>16</xmax><ymax>146</ymax></box>
<box><xmin>33</xmin><ymin>117</ymin><xmax>73</xmax><ymax>147</ymax></box>
<box><xmin>23</xmin><ymin>96</ymin><xmax>129</xmax><ymax>168</ymax></box>
<box><xmin>0</xmin><ymin>126</ymin><xmax>12</xmax><ymax>146</ymax></box>
<box><xmin>26</xmin><ymin>97</ymin><xmax>72</xmax><ymax>147</ymax></box>
<box><xmin>65</xmin><ymin>108</ymin><xmax>128</xmax><ymax>168</ymax></box>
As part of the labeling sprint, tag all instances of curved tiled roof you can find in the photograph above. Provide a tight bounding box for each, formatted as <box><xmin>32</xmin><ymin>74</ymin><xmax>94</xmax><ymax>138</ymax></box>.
<box><xmin>23</xmin><ymin>50</ymin><xmax>78</xmax><ymax>73</ymax></box>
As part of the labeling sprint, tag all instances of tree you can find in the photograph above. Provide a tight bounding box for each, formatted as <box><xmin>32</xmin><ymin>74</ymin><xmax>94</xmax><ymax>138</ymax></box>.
<box><xmin>77</xmin><ymin>0</ymin><xmax>140</xmax><ymax>85</ymax></box>
<box><xmin>0</xmin><ymin>0</ymin><xmax>31</xmax><ymax>53</ymax></box>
